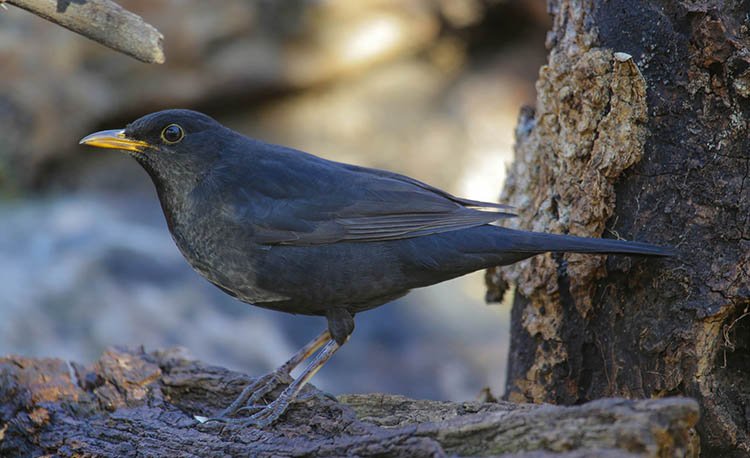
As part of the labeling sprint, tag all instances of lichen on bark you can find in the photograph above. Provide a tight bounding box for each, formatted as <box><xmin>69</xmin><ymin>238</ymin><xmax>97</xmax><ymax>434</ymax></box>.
<box><xmin>489</xmin><ymin>0</ymin><xmax>649</xmax><ymax>403</ymax></box>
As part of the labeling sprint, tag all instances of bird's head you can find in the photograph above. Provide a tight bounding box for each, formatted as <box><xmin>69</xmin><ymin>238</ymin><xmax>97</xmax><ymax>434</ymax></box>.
<box><xmin>80</xmin><ymin>109</ymin><xmax>230</xmax><ymax>189</ymax></box>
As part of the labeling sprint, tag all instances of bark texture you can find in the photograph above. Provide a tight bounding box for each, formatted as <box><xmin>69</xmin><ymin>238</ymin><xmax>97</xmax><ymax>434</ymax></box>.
<box><xmin>486</xmin><ymin>1</ymin><xmax>750</xmax><ymax>456</ymax></box>
<box><xmin>0</xmin><ymin>347</ymin><xmax>698</xmax><ymax>457</ymax></box>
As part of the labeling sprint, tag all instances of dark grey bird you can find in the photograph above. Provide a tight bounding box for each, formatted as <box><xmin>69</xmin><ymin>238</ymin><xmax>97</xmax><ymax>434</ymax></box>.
<box><xmin>80</xmin><ymin>109</ymin><xmax>673</xmax><ymax>426</ymax></box>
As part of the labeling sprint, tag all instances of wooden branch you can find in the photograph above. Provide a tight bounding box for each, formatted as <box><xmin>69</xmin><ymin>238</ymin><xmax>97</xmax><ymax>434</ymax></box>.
<box><xmin>6</xmin><ymin>0</ymin><xmax>164</xmax><ymax>63</ymax></box>
<box><xmin>0</xmin><ymin>347</ymin><xmax>699</xmax><ymax>457</ymax></box>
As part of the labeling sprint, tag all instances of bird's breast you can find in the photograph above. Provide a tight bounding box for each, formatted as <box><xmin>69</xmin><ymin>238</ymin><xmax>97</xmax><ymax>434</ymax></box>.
<box><xmin>160</xmin><ymin>196</ymin><xmax>292</xmax><ymax>305</ymax></box>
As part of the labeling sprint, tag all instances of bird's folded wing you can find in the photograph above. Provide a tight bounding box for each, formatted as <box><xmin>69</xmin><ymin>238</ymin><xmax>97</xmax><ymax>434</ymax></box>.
<box><xmin>240</xmin><ymin>162</ymin><xmax>514</xmax><ymax>246</ymax></box>
<box><xmin>340</xmin><ymin>163</ymin><xmax>513</xmax><ymax>212</ymax></box>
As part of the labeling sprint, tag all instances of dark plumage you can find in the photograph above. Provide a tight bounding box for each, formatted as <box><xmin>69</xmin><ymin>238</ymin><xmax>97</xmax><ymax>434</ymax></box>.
<box><xmin>80</xmin><ymin>109</ymin><xmax>673</xmax><ymax>426</ymax></box>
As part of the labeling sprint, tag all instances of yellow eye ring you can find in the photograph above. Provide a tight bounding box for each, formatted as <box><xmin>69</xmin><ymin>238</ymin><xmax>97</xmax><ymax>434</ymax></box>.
<box><xmin>161</xmin><ymin>124</ymin><xmax>184</xmax><ymax>144</ymax></box>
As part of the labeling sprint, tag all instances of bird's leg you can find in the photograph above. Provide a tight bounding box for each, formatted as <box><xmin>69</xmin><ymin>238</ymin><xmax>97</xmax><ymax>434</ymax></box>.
<box><xmin>209</xmin><ymin>329</ymin><xmax>331</xmax><ymax>420</ymax></box>
<box><xmin>276</xmin><ymin>328</ymin><xmax>333</xmax><ymax>376</ymax></box>
<box><xmin>205</xmin><ymin>310</ymin><xmax>353</xmax><ymax>427</ymax></box>
<box><xmin>240</xmin><ymin>338</ymin><xmax>342</xmax><ymax>428</ymax></box>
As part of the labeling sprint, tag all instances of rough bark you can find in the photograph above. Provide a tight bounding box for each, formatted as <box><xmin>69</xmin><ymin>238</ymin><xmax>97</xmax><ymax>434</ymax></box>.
<box><xmin>6</xmin><ymin>0</ymin><xmax>164</xmax><ymax>63</ymax></box>
<box><xmin>0</xmin><ymin>347</ymin><xmax>698</xmax><ymax>457</ymax></box>
<box><xmin>486</xmin><ymin>0</ymin><xmax>750</xmax><ymax>456</ymax></box>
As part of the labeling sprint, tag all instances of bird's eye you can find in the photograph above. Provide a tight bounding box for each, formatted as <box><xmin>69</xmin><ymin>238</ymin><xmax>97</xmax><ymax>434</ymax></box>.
<box><xmin>161</xmin><ymin>124</ymin><xmax>184</xmax><ymax>144</ymax></box>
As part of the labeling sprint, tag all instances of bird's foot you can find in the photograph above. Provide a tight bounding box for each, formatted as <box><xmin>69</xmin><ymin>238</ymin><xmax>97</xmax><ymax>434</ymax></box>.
<box><xmin>199</xmin><ymin>375</ymin><xmax>339</xmax><ymax>428</ymax></box>
<box><xmin>239</xmin><ymin>394</ymin><xmax>292</xmax><ymax>428</ymax></box>
<box><xmin>207</xmin><ymin>369</ymin><xmax>294</xmax><ymax>422</ymax></box>
<box><xmin>234</xmin><ymin>383</ymin><xmax>337</xmax><ymax>427</ymax></box>
<box><xmin>198</xmin><ymin>334</ymin><xmax>342</xmax><ymax>428</ymax></box>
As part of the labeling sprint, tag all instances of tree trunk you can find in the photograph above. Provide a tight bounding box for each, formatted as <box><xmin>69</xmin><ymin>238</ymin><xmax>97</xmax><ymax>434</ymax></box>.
<box><xmin>487</xmin><ymin>1</ymin><xmax>750</xmax><ymax>456</ymax></box>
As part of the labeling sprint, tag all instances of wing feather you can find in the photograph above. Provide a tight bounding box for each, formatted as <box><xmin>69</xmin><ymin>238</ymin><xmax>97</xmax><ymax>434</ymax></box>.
<box><xmin>216</xmin><ymin>143</ymin><xmax>515</xmax><ymax>245</ymax></box>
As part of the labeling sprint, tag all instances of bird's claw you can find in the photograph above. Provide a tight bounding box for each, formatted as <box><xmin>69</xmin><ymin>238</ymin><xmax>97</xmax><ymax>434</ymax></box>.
<box><xmin>201</xmin><ymin>397</ymin><xmax>290</xmax><ymax>428</ymax></box>
<box><xmin>240</xmin><ymin>396</ymin><xmax>291</xmax><ymax>428</ymax></box>
<box><xmin>202</xmin><ymin>379</ymin><xmax>336</xmax><ymax>428</ymax></box>
<box><xmin>207</xmin><ymin>369</ymin><xmax>293</xmax><ymax>422</ymax></box>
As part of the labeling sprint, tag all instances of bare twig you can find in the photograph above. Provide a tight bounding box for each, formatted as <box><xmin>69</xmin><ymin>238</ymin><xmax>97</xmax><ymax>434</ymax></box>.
<box><xmin>6</xmin><ymin>0</ymin><xmax>165</xmax><ymax>64</ymax></box>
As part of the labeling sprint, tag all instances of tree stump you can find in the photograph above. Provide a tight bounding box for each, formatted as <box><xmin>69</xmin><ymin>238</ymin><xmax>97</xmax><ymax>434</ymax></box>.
<box><xmin>0</xmin><ymin>347</ymin><xmax>698</xmax><ymax>457</ymax></box>
<box><xmin>487</xmin><ymin>1</ymin><xmax>750</xmax><ymax>456</ymax></box>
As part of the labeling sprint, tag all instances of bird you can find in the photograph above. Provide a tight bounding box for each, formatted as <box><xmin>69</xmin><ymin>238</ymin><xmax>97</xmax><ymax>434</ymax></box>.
<box><xmin>80</xmin><ymin>109</ymin><xmax>673</xmax><ymax>427</ymax></box>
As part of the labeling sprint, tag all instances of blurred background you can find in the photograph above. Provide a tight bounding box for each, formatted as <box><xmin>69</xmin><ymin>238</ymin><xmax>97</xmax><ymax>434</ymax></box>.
<box><xmin>0</xmin><ymin>0</ymin><xmax>549</xmax><ymax>401</ymax></box>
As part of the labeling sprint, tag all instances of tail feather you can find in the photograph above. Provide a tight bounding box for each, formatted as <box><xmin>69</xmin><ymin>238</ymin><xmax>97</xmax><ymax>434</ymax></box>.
<box><xmin>495</xmin><ymin>226</ymin><xmax>675</xmax><ymax>257</ymax></box>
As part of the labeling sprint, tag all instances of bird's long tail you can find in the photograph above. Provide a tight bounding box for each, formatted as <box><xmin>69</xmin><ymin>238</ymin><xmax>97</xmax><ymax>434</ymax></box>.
<box><xmin>398</xmin><ymin>224</ymin><xmax>674</xmax><ymax>288</ymax></box>
<box><xmin>492</xmin><ymin>226</ymin><xmax>674</xmax><ymax>257</ymax></box>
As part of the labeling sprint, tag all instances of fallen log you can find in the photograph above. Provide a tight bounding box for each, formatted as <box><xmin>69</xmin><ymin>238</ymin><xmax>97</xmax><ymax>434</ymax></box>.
<box><xmin>0</xmin><ymin>347</ymin><xmax>698</xmax><ymax>457</ymax></box>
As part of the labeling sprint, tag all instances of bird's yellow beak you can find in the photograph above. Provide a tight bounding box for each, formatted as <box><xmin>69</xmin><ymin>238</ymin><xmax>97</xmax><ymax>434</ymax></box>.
<box><xmin>79</xmin><ymin>129</ymin><xmax>152</xmax><ymax>152</ymax></box>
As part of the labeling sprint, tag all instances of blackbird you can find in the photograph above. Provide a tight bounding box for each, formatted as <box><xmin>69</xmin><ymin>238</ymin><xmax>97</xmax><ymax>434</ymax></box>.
<box><xmin>80</xmin><ymin>109</ymin><xmax>673</xmax><ymax>426</ymax></box>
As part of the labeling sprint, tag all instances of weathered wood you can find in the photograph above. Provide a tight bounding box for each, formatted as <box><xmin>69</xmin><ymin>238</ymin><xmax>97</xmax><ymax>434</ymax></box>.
<box><xmin>0</xmin><ymin>347</ymin><xmax>698</xmax><ymax>457</ymax></box>
<box><xmin>487</xmin><ymin>0</ymin><xmax>750</xmax><ymax>456</ymax></box>
<box><xmin>6</xmin><ymin>0</ymin><xmax>164</xmax><ymax>63</ymax></box>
